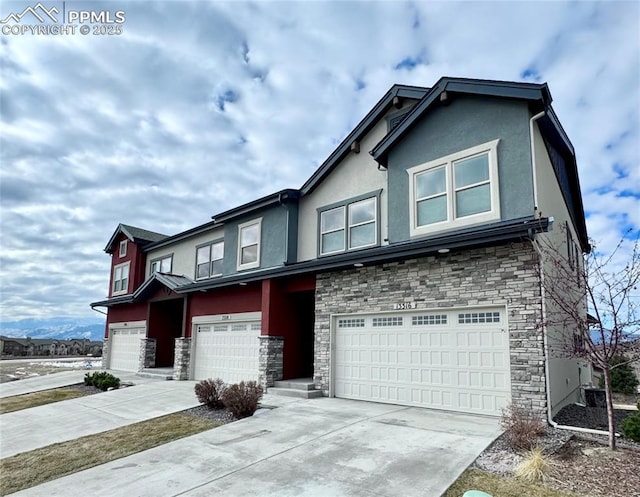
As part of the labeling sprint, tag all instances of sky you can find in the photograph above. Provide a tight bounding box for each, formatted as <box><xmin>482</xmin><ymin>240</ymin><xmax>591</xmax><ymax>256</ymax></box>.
<box><xmin>0</xmin><ymin>0</ymin><xmax>638</xmax><ymax>322</ymax></box>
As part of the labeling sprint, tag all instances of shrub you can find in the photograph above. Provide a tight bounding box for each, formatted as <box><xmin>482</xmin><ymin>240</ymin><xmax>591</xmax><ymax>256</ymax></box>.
<box><xmin>514</xmin><ymin>447</ymin><xmax>553</xmax><ymax>482</ymax></box>
<box><xmin>621</xmin><ymin>412</ymin><xmax>640</xmax><ymax>442</ymax></box>
<box><xmin>84</xmin><ymin>372</ymin><xmax>94</xmax><ymax>386</ymax></box>
<box><xmin>500</xmin><ymin>403</ymin><xmax>546</xmax><ymax>451</ymax></box>
<box><xmin>609</xmin><ymin>355</ymin><xmax>639</xmax><ymax>395</ymax></box>
<box><xmin>221</xmin><ymin>381</ymin><xmax>264</xmax><ymax>419</ymax></box>
<box><xmin>195</xmin><ymin>378</ymin><xmax>226</xmax><ymax>409</ymax></box>
<box><xmin>84</xmin><ymin>371</ymin><xmax>120</xmax><ymax>391</ymax></box>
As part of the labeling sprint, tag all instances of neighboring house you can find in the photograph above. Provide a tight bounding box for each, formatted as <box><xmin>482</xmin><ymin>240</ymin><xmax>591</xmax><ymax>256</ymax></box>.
<box><xmin>0</xmin><ymin>337</ymin><xmax>103</xmax><ymax>357</ymax></box>
<box><xmin>91</xmin><ymin>77</ymin><xmax>590</xmax><ymax>418</ymax></box>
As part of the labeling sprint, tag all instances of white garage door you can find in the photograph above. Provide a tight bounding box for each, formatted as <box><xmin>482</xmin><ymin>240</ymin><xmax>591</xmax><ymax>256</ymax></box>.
<box><xmin>193</xmin><ymin>321</ymin><xmax>260</xmax><ymax>383</ymax></box>
<box><xmin>109</xmin><ymin>328</ymin><xmax>145</xmax><ymax>372</ymax></box>
<box><xmin>334</xmin><ymin>308</ymin><xmax>510</xmax><ymax>416</ymax></box>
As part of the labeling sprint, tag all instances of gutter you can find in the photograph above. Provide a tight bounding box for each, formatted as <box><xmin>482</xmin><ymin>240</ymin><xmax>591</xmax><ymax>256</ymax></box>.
<box><xmin>532</xmin><ymin>240</ymin><xmax>613</xmax><ymax>437</ymax></box>
<box><xmin>529</xmin><ymin>111</ymin><xmax>546</xmax><ymax>213</ymax></box>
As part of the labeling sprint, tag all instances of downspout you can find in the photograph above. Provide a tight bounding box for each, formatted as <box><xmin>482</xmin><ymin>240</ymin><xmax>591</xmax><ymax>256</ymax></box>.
<box><xmin>532</xmin><ymin>240</ymin><xmax>613</xmax><ymax>437</ymax></box>
<box><xmin>529</xmin><ymin>111</ymin><xmax>545</xmax><ymax>215</ymax></box>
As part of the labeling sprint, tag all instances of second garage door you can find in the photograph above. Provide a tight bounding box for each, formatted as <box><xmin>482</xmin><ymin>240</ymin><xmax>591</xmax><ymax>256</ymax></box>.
<box><xmin>334</xmin><ymin>308</ymin><xmax>510</xmax><ymax>416</ymax></box>
<box><xmin>109</xmin><ymin>328</ymin><xmax>145</xmax><ymax>372</ymax></box>
<box><xmin>193</xmin><ymin>321</ymin><xmax>260</xmax><ymax>383</ymax></box>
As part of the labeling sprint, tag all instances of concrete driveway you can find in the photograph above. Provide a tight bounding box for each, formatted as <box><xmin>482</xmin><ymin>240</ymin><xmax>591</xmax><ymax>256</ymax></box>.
<box><xmin>13</xmin><ymin>398</ymin><xmax>501</xmax><ymax>497</ymax></box>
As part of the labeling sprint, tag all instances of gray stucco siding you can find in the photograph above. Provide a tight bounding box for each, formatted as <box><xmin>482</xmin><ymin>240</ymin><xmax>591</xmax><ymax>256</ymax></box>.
<box><xmin>387</xmin><ymin>95</ymin><xmax>534</xmax><ymax>242</ymax></box>
<box><xmin>222</xmin><ymin>203</ymin><xmax>291</xmax><ymax>275</ymax></box>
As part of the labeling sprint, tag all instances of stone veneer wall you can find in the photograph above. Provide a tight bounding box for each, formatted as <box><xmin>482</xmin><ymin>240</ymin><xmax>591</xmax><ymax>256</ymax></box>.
<box><xmin>314</xmin><ymin>241</ymin><xmax>547</xmax><ymax>414</ymax></box>
<box><xmin>173</xmin><ymin>337</ymin><xmax>191</xmax><ymax>380</ymax></box>
<box><xmin>138</xmin><ymin>338</ymin><xmax>156</xmax><ymax>371</ymax></box>
<box><xmin>258</xmin><ymin>336</ymin><xmax>284</xmax><ymax>389</ymax></box>
<box><xmin>102</xmin><ymin>338</ymin><xmax>110</xmax><ymax>369</ymax></box>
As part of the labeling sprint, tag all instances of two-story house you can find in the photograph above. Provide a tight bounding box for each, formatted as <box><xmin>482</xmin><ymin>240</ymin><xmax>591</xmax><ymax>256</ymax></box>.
<box><xmin>91</xmin><ymin>77</ymin><xmax>590</xmax><ymax>419</ymax></box>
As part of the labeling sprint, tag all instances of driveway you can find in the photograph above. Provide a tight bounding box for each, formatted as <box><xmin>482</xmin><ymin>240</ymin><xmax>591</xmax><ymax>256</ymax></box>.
<box><xmin>12</xmin><ymin>398</ymin><xmax>501</xmax><ymax>497</ymax></box>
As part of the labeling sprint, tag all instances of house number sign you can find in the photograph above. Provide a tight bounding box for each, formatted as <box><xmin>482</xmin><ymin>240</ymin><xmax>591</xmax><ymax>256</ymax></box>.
<box><xmin>393</xmin><ymin>302</ymin><xmax>417</xmax><ymax>310</ymax></box>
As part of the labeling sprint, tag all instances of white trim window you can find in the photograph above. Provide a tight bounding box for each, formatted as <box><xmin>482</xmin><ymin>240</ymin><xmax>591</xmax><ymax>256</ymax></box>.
<box><xmin>119</xmin><ymin>240</ymin><xmax>127</xmax><ymax>258</ymax></box>
<box><xmin>320</xmin><ymin>197</ymin><xmax>377</xmax><ymax>255</ymax></box>
<box><xmin>320</xmin><ymin>206</ymin><xmax>346</xmax><ymax>255</ymax></box>
<box><xmin>237</xmin><ymin>219</ymin><xmax>261</xmax><ymax>270</ymax></box>
<box><xmin>150</xmin><ymin>255</ymin><xmax>172</xmax><ymax>274</ymax></box>
<box><xmin>112</xmin><ymin>262</ymin><xmax>130</xmax><ymax>295</ymax></box>
<box><xmin>196</xmin><ymin>241</ymin><xmax>224</xmax><ymax>279</ymax></box>
<box><xmin>407</xmin><ymin>139</ymin><xmax>500</xmax><ymax>237</ymax></box>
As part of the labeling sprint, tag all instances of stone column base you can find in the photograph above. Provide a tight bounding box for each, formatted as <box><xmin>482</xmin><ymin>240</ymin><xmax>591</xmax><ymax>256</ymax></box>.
<box><xmin>258</xmin><ymin>336</ymin><xmax>284</xmax><ymax>389</ymax></box>
<box><xmin>173</xmin><ymin>337</ymin><xmax>192</xmax><ymax>380</ymax></box>
<box><xmin>102</xmin><ymin>338</ymin><xmax>110</xmax><ymax>370</ymax></box>
<box><xmin>138</xmin><ymin>338</ymin><xmax>156</xmax><ymax>371</ymax></box>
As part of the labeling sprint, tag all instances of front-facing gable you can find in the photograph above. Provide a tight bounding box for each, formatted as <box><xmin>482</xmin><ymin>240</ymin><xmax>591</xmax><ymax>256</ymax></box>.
<box><xmin>371</xmin><ymin>77</ymin><xmax>587</xmax><ymax>251</ymax></box>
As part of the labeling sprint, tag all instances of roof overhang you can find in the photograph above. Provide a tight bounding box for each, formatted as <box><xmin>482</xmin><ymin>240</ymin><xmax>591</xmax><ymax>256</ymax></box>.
<box><xmin>300</xmin><ymin>84</ymin><xmax>429</xmax><ymax>195</ymax></box>
<box><xmin>178</xmin><ymin>216</ymin><xmax>550</xmax><ymax>293</ymax></box>
<box><xmin>93</xmin><ymin>216</ymin><xmax>550</xmax><ymax>307</ymax></box>
<box><xmin>211</xmin><ymin>189</ymin><xmax>300</xmax><ymax>223</ymax></box>
<box><xmin>90</xmin><ymin>272</ymin><xmax>194</xmax><ymax>308</ymax></box>
<box><xmin>371</xmin><ymin>77</ymin><xmax>552</xmax><ymax>168</ymax></box>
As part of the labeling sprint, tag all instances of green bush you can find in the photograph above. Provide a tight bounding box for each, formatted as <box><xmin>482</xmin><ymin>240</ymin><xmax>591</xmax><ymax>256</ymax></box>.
<box><xmin>610</xmin><ymin>356</ymin><xmax>639</xmax><ymax>395</ymax></box>
<box><xmin>621</xmin><ymin>412</ymin><xmax>640</xmax><ymax>442</ymax></box>
<box><xmin>84</xmin><ymin>371</ymin><xmax>120</xmax><ymax>391</ymax></box>
<box><xmin>194</xmin><ymin>378</ymin><xmax>226</xmax><ymax>409</ymax></box>
<box><xmin>221</xmin><ymin>381</ymin><xmax>264</xmax><ymax>419</ymax></box>
<box><xmin>84</xmin><ymin>372</ymin><xmax>94</xmax><ymax>386</ymax></box>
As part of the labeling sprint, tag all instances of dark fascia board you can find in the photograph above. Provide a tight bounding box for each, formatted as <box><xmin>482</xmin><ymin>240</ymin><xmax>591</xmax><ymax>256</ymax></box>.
<box><xmin>176</xmin><ymin>216</ymin><xmax>550</xmax><ymax>293</ymax></box>
<box><xmin>143</xmin><ymin>219</ymin><xmax>223</xmax><ymax>252</ymax></box>
<box><xmin>211</xmin><ymin>189</ymin><xmax>300</xmax><ymax>223</ymax></box>
<box><xmin>371</xmin><ymin>77</ymin><xmax>552</xmax><ymax>168</ymax></box>
<box><xmin>538</xmin><ymin>111</ymin><xmax>589</xmax><ymax>252</ymax></box>
<box><xmin>104</xmin><ymin>224</ymin><xmax>136</xmax><ymax>254</ymax></box>
<box><xmin>90</xmin><ymin>294</ymin><xmax>134</xmax><ymax>308</ymax></box>
<box><xmin>299</xmin><ymin>84</ymin><xmax>429</xmax><ymax>196</ymax></box>
<box><xmin>90</xmin><ymin>273</ymin><xmax>194</xmax><ymax>308</ymax></box>
<box><xmin>104</xmin><ymin>224</ymin><xmax>168</xmax><ymax>254</ymax></box>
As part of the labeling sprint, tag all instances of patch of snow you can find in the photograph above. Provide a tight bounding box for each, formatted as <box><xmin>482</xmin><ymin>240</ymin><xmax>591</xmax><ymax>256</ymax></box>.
<box><xmin>29</xmin><ymin>359</ymin><xmax>102</xmax><ymax>369</ymax></box>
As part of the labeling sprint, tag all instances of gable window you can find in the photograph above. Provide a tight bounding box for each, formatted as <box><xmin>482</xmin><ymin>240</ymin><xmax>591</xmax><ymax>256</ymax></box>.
<box><xmin>119</xmin><ymin>240</ymin><xmax>127</xmax><ymax>258</ymax></box>
<box><xmin>112</xmin><ymin>262</ymin><xmax>130</xmax><ymax>295</ymax></box>
<box><xmin>319</xmin><ymin>193</ymin><xmax>379</xmax><ymax>256</ymax></box>
<box><xmin>237</xmin><ymin>219</ymin><xmax>261</xmax><ymax>270</ymax></box>
<box><xmin>150</xmin><ymin>255</ymin><xmax>172</xmax><ymax>274</ymax></box>
<box><xmin>408</xmin><ymin>139</ymin><xmax>500</xmax><ymax>237</ymax></box>
<box><xmin>196</xmin><ymin>241</ymin><xmax>224</xmax><ymax>279</ymax></box>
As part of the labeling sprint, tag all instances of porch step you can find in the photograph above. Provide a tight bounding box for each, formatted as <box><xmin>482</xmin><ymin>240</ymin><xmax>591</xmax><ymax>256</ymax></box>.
<box><xmin>267</xmin><ymin>387</ymin><xmax>323</xmax><ymax>399</ymax></box>
<box><xmin>273</xmin><ymin>379</ymin><xmax>315</xmax><ymax>391</ymax></box>
<box><xmin>137</xmin><ymin>368</ymin><xmax>174</xmax><ymax>380</ymax></box>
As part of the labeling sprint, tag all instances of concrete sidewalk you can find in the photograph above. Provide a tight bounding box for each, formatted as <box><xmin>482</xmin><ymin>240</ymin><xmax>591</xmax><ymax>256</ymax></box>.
<box><xmin>0</xmin><ymin>370</ymin><xmax>89</xmax><ymax>398</ymax></box>
<box><xmin>0</xmin><ymin>369</ymin><xmax>160</xmax><ymax>398</ymax></box>
<box><xmin>12</xmin><ymin>398</ymin><xmax>501</xmax><ymax>497</ymax></box>
<box><xmin>0</xmin><ymin>378</ymin><xmax>202</xmax><ymax>458</ymax></box>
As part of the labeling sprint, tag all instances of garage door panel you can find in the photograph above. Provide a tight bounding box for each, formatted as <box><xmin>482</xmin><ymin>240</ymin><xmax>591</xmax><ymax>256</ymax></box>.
<box><xmin>110</xmin><ymin>328</ymin><xmax>145</xmax><ymax>372</ymax></box>
<box><xmin>334</xmin><ymin>308</ymin><xmax>510</xmax><ymax>416</ymax></box>
<box><xmin>193</xmin><ymin>321</ymin><xmax>259</xmax><ymax>383</ymax></box>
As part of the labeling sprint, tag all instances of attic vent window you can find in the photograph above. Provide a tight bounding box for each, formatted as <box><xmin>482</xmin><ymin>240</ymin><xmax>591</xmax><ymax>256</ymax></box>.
<box><xmin>388</xmin><ymin>112</ymin><xmax>409</xmax><ymax>131</ymax></box>
<box><xmin>119</xmin><ymin>240</ymin><xmax>127</xmax><ymax>258</ymax></box>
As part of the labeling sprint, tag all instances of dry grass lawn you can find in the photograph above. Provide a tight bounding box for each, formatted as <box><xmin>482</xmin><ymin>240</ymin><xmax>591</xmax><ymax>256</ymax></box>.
<box><xmin>0</xmin><ymin>388</ymin><xmax>87</xmax><ymax>414</ymax></box>
<box><xmin>0</xmin><ymin>413</ymin><xmax>219</xmax><ymax>496</ymax></box>
<box><xmin>444</xmin><ymin>469</ymin><xmax>579</xmax><ymax>497</ymax></box>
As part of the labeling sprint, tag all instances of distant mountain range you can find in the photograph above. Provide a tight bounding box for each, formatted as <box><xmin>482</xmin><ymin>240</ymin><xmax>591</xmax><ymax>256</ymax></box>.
<box><xmin>0</xmin><ymin>317</ymin><xmax>105</xmax><ymax>342</ymax></box>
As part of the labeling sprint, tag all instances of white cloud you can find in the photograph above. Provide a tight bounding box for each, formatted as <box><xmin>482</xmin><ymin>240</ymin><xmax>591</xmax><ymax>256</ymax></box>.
<box><xmin>0</xmin><ymin>0</ymin><xmax>638</xmax><ymax>320</ymax></box>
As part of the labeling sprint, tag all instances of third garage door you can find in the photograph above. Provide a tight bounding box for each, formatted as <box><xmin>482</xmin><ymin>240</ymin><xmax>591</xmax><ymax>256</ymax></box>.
<box><xmin>333</xmin><ymin>308</ymin><xmax>510</xmax><ymax>416</ymax></box>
